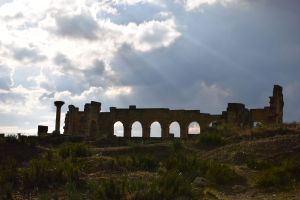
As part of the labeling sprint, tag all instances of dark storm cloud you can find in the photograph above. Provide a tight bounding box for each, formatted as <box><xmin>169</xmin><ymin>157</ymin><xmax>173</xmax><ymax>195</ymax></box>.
<box><xmin>55</xmin><ymin>13</ymin><xmax>99</xmax><ymax>40</ymax></box>
<box><xmin>110</xmin><ymin>0</ymin><xmax>300</xmax><ymax>121</ymax></box>
<box><xmin>12</xmin><ymin>47</ymin><xmax>46</xmax><ymax>62</ymax></box>
<box><xmin>85</xmin><ymin>60</ymin><xmax>105</xmax><ymax>75</ymax></box>
<box><xmin>83</xmin><ymin>59</ymin><xmax>105</xmax><ymax>85</ymax></box>
<box><xmin>53</xmin><ymin>55</ymin><xmax>108</xmax><ymax>94</ymax></box>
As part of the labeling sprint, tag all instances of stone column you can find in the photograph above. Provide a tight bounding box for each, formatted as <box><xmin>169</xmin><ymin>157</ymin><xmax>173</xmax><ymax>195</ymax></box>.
<box><xmin>180</xmin><ymin>124</ymin><xmax>188</xmax><ymax>139</ymax></box>
<box><xmin>161</xmin><ymin>123</ymin><xmax>169</xmax><ymax>139</ymax></box>
<box><xmin>124</xmin><ymin>123</ymin><xmax>132</xmax><ymax>138</ymax></box>
<box><xmin>53</xmin><ymin>101</ymin><xmax>65</xmax><ymax>135</ymax></box>
<box><xmin>142</xmin><ymin>125</ymin><xmax>150</xmax><ymax>139</ymax></box>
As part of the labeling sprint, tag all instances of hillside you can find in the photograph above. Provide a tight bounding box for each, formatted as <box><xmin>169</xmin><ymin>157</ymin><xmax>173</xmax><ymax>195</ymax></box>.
<box><xmin>1</xmin><ymin>126</ymin><xmax>300</xmax><ymax>200</ymax></box>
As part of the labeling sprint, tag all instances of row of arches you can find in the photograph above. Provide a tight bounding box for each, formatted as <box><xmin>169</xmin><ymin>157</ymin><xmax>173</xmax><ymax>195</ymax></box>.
<box><xmin>114</xmin><ymin>121</ymin><xmax>201</xmax><ymax>138</ymax></box>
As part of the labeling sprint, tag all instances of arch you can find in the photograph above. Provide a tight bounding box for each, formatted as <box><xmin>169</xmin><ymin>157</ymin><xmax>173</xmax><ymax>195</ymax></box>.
<box><xmin>169</xmin><ymin>121</ymin><xmax>180</xmax><ymax>138</ymax></box>
<box><xmin>188</xmin><ymin>121</ymin><xmax>201</xmax><ymax>135</ymax></box>
<box><xmin>209</xmin><ymin>121</ymin><xmax>217</xmax><ymax>128</ymax></box>
<box><xmin>253</xmin><ymin>121</ymin><xmax>263</xmax><ymax>128</ymax></box>
<box><xmin>150</xmin><ymin>121</ymin><xmax>162</xmax><ymax>138</ymax></box>
<box><xmin>132</xmin><ymin>121</ymin><xmax>143</xmax><ymax>137</ymax></box>
<box><xmin>114</xmin><ymin>121</ymin><xmax>124</xmax><ymax>137</ymax></box>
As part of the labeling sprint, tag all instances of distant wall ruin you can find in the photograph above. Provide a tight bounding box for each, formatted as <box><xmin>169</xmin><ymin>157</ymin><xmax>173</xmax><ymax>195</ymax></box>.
<box><xmin>63</xmin><ymin>85</ymin><xmax>284</xmax><ymax>138</ymax></box>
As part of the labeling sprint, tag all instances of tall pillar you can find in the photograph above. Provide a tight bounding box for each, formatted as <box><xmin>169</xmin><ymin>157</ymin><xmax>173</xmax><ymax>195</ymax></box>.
<box><xmin>53</xmin><ymin>101</ymin><xmax>65</xmax><ymax>135</ymax></box>
<box><xmin>124</xmin><ymin>123</ymin><xmax>132</xmax><ymax>138</ymax></box>
<box><xmin>180</xmin><ymin>124</ymin><xmax>188</xmax><ymax>139</ymax></box>
<box><xmin>161</xmin><ymin>123</ymin><xmax>169</xmax><ymax>139</ymax></box>
<box><xmin>142</xmin><ymin>125</ymin><xmax>150</xmax><ymax>139</ymax></box>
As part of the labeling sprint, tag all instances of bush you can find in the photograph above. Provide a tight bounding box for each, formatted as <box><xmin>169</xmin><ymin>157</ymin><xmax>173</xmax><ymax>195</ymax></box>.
<box><xmin>21</xmin><ymin>158</ymin><xmax>51</xmax><ymax>189</ymax></box>
<box><xmin>205</xmin><ymin>161</ymin><xmax>241</xmax><ymax>185</ymax></box>
<box><xmin>0</xmin><ymin>158</ymin><xmax>17</xmax><ymax>199</ymax></box>
<box><xmin>165</xmin><ymin>153</ymin><xmax>203</xmax><ymax>179</ymax></box>
<box><xmin>197</xmin><ymin>132</ymin><xmax>225</xmax><ymax>148</ymax></box>
<box><xmin>115</xmin><ymin>154</ymin><xmax>159</xmax><ymax>171</ymax></box>
<box><xmin>136</xmin><ymin>171</ymin><xmax>196</xmax><ymax>200</ymax></box>
<box><xmin>256</xmin><ymin>158</ymin><xmax>300</xmax><ymax>189</ymax></box>
<box><xmin>172</xmin><ymin>140</ymin><xmax>184</xmax><ymax>152</ymax></box>
<box><xmin>59</xmin><ymin>143</ymin><xmax>91</xmax><ymax>159</ymax></box>
<box><xmin>164</xmin><ymin>152</ymin><xmax>240</xmax><ymax>185</ymax></box>
<box><xmin>20</xmin><ymin>158</ymin><xmax>82</xmax><ymax>190</ymax></box>
<box><xmin>62</xmin><ymin>159</ymin><xmax>81</xmax><ymax>183</ymax></box>
<box><xmin>97</xmin><ymin>179</ymin><xmax>123</xmax><ymax>200</ymax></box>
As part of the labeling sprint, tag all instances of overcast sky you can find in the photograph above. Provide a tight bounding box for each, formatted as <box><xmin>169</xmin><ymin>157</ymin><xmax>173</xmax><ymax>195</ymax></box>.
<box><xmin>0</xmin><ymin>0</ymin><xmax>299</xmax><ymax>134</ymax></box>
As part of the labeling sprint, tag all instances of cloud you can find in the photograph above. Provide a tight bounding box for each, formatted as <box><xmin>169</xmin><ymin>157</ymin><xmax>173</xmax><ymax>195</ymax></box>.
<box><xmin>126</xmin><ymin>19</ymin><xmax>181</xmax><ymax>52</ymax></box>
<box><xmin>0</xmin><ymin>0</ymin><xmax>13</xmax><ymax>7</ymax></box>
<box><xmin>104</xmin><ymin>86</ymin><xmax>133</xmax><ymax>98</ymax></box>
<box><xmin>12</xmin><ymin>47</ymin><xmax>46</xmax><ymax>62</ymax></box>
<box><xmin>53</xmin><ymin>53</ymin><xmax>79</xmax><ymax>75</ymax></box>
<box><xmin>55</xmin><ymin>13</ymin><xmax>99</xmax><ymax>40</ymax></box>
<box><xmin>180</xmin><ymin>0</ymin><xmax>237</xmax><ymax>11</ymax></box>
<box><xmin>0</xmin><ymin>65</ymin><xmax>13</xmax><ymax>90</ymax></box>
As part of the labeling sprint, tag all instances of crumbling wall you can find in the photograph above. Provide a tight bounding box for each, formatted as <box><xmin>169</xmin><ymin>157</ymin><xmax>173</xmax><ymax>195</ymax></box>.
<box><xmin>250</xmin><ymin>85</ymin><xmax>284</xmax><ymax>125</ymax></box>
<box><xmin>63</xmin><ymin>85</ymin><xmax>284</xmax><ymax>138</ymax></box>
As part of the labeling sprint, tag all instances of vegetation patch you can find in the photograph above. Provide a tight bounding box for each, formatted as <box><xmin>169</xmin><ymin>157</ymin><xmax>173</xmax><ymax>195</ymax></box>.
<box><xmin>256</xmin><ymin>158</ymin><xmax>300</xmax><ymax>189</ymax></box>
<box><xmin>164</xmin><ymin>151</ymin><xmax>241</xmax><ymax>185</ymax></box>
<box><xmin>59</xmin><ymin>142</ymin><xmax>91</xmax><ymax>159</ymax></box>
<box><xmin>0</xmin><ymin>158</ymin><xmax>17</xmax><ymax>199</ymax></box>
<box><xmin>115</xmin><ymin>154</ymin><xmax>160</xmax><ymax>171</ymax></box>
<box><xmin>197</xmin><ymin>132</ymin><xmax>225</xmax><ymax>148</ymax></box>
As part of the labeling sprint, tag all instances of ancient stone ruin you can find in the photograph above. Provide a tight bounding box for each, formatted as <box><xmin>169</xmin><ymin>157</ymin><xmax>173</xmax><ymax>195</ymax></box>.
<box><xmin>59</xmin><ymin>85</ymin><xmax>284</xmax><ymax>138</ymax></box>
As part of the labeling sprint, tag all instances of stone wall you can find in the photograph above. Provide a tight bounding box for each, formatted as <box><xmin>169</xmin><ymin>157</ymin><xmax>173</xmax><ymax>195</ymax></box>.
<box><xmin>63</xmin><ymin>85</ymin><xmax>284</xmax><ymax>138</ymax></box>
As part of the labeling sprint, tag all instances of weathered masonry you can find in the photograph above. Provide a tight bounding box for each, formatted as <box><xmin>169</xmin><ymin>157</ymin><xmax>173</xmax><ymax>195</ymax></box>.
<box><xmin>62</xmin><ymin>85</ymin><xmax>284</xmax><ymax>138</ymax></box>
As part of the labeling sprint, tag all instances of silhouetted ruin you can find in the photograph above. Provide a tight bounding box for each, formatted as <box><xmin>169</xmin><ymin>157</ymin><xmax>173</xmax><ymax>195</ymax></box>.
<box><xmin>53</xmin><ymin>101</ymin><xmax>64</xmax><ymax>135</ymax></box>
<box><xmin>59</xmin><ymin>85</ymin><xmax>284</xmax><ymax>138</ymax></box>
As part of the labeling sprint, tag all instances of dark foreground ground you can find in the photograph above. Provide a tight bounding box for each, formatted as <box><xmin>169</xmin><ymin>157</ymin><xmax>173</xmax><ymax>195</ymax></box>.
<box><xmin>1</xmin><ymin>125</ymin><xmax>300</xmax><ymax>200</ymax></box>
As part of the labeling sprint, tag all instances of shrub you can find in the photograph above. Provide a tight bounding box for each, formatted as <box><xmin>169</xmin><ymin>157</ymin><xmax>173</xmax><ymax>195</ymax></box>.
<box><xmin>20</xmin><ymin>158</ymin><xmax>52</xmax><ymax>190</ymax></box>
<box><xmin>87</xmin><ymin>179</ymin><xmax>124</xmax><ymax>200</ymax></box>
<box><xmin>115</xmin><ymin>154</ymin><xmax>159</xmax><ymax>171</ymax></box>
<box><xmin>136</xmin><ymin>171</ymin><xmax>196</xmax><ymax>200</ymax></box>
<box><xmin>256</xmin><ymin>158</ymin><xmax>300</xmax><ymax>189</ymax></box>
<box><xmin>164</xmin><ymin>152</ymin><xmax>240</xmax><ymax>185</ymax></box>
<box><xmin>20</xmin><ymin>158</ymin><xmax>82</xmax><ymax>190</ymax></box>
<box><xmin>172</xmin><ymin>140</ymin><xmax>184</xmax><ymax>152</ymax></box>
<box><xmin>197</xmin><ymin>132</ymin><xmax>225</xmax><ymax>148</ymax></box>
<box><xmin>165</xmin><ymin>153</ymin><xmax>203</xmax><ymax>179</ymax></box>
<box><xmin>247</xmin><ymin>159</ymin><xmax>272</xmax><ymax>170</ymax></box>
<box><xmin>0</xmin><ymin>158</ymin><xmax>17</xmax><ymax>199</ymax></box>
<box><xmin>205</xmin><ymin>161</ymin><xmax>241</xmax><ymax>185</ymax></box>
<box><xmin>59</xmin><ymin>143</ymin><xmax>91</xmax><ymax>159</ymax></box>
<box><xmin>62</xmin><ymin>159</ymin><xmax>81</xmax><ymax>183</ymax></box>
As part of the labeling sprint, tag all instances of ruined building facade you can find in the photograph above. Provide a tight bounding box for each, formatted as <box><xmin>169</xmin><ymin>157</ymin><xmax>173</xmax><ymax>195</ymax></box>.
<box><xmin>63</xmin><ymin>85</ymin><xmax>284</xmax><ymax>138</ymax></box>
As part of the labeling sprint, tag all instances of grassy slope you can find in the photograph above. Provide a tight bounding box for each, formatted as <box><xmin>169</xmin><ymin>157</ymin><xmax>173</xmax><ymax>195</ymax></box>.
<box><xmin>2</xmin><ymin>128</ymin><xmax>300</xmax><ymax>199</ymax></box>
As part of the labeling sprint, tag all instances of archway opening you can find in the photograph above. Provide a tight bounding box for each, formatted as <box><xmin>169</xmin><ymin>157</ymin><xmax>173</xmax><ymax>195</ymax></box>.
<box><xmin>132</xmin><ymin>121</ymin><xmax>143</xmax><ymax>137</ymax></box>
<box><xmin>150</xmin><ymin>121</ymin><xmax>161</xmax><ymax>138</ymax></box>
<box><xmin>188</xmin><ymin>122</ymin><xmax>201</xmax><ymax>135</ymax></box>
<box><xmin>169</xmin><ymin>121</ymin><xmax>180</xmax><ymax>138</ymax></box>
<box><xmin>253</xmin><ymin>121</ymin><xmax>263</xmax><ymax>128</ymax></box>
<box><xmin>114</xmin><ymin>121</ymin><xmax>124</xmax><ymax>137</ymax></box>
